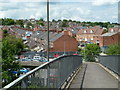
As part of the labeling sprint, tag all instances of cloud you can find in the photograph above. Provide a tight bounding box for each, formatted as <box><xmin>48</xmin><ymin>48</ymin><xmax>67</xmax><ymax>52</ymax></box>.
<box><xmin>0</xmin><ymin>1</ymin><xmax>118</xmax><ymax>22</ymax></box>
<box><xmin>92</xmin><ymin>0</ymin><xmax>118</xmax><ymax>6</ymax></box>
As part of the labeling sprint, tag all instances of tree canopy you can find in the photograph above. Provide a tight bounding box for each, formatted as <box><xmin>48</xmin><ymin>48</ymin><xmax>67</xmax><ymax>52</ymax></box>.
<box><xmin>15</xmin><ymin>20</ymin><xmax>24</xmax><ymax>27</ymax></box>
<box><xmin>81</xmin><ymin>44</ymin><xmax>101</xmax><ymax>62</ymax></box>
<box><xmin>1</xmin><ymin>18</ymin><xmax>15</xmax><ymax>25</ymax></box>
<box><xmin>26</xmin><ymin>22</ymin><xmax>33</xmax><ymax>29</ymax></box>
<box><xmin>106</xmin><ymin>44</ymin><xmax>120</xmax><ymax>55</ymax></box>
<box><xmin>2</xmin><ymin>32</ymin><xmax>25</xmax><ymax>86</ymax></box>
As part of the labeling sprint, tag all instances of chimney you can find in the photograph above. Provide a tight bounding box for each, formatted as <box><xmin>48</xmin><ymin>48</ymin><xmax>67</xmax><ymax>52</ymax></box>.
<box><xmin>63</xmin><ymin>30</ymin><xmax>69</xmax><ymax>35</ymax></box>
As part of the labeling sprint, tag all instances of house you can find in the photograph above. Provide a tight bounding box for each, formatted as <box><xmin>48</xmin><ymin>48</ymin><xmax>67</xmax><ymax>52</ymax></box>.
<box><xmin>50</xmin><ymin>30</ymin><xmax>78</xmax><ymax>52</ymax></box>
<box><xmin>93</xmin><ymin>32</ymin><xmax>120</xmax><ymax>47</ymax></box>
<box><xmin>108</xmin><ymin>27</ymin><xmax>120</xmax><ymax>33</ymax></box>
<box><xmin>93</xmin><ymin>27</ymin><xmax>120</xmax><ymax>47</ymax></box>
<box><xmin>76</xmin><ymin>26</ymin><xmax>105</xmax><ymax>45</ymax></box>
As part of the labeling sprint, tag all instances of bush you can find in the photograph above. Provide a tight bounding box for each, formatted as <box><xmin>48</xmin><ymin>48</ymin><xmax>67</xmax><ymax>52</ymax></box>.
<box><xmin>107</xmin><ymin>44</ymin><xmax>120</xmax><ymax>55</ymax></box>
<box><xmin>81</xmin><ymin>44</ymin><xmax>101</xmax><ymax>62</ymax></box>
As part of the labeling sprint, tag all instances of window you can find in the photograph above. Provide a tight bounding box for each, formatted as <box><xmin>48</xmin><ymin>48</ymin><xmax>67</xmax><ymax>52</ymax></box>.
<box><xmin>119</xmin><ymin>29</ymin><xmax>120</xmax><ymax>32</ymax></box>
<box><xmin>84</xmin><ymin>30</ymin><xmax>87</xmax><ymax>33</ymax></box>
<box><xmin>79</xmin><ymin>39</ymin><xmax>82</xmax><ymax>41</ymax></box>
<box><xmin>91</xmin><ymin>38</ymin><xmax>93</xmax><ymax>40</ymax></box>
<box><xmin>50</xmin><ymin>43</ymin><xmax>54</xmax><ymax>48</ymax></box>
<box><xmin>90</xmin><ymin>30</ymin><xmax>94</xmax><ymax>33</ymax></box>
<box><xmin>96</xmin><ymin>40</ymin><xmax>99</xmax><ymax>43</ymax></box>
<box><xmin>85</xmin><ymin>38</ymin><xmax>87</xmax><ymax>41</ymax></box>
<box><xmin>111</xmin><ymin>29</ymin><xmax>114</xmax><ymax>32</ymax></box>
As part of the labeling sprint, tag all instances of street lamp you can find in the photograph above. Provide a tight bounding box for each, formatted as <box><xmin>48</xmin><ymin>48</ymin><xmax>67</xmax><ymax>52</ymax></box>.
<box><xmin>47</xmin><ymin>0</ymin><xmax>49</xmax><ymax>61</ymax></box>
<box><xmin>64</xmin><ymin>40</ymin><xmax>66</xmax><ymax>55</ymax></box>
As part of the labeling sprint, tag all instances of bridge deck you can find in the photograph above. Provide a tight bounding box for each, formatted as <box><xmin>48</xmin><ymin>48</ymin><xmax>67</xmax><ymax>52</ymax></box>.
<box><xmin>69</xmin><ymin>62</ymin><xmax>118</xmax><ymax>89</ymax></box>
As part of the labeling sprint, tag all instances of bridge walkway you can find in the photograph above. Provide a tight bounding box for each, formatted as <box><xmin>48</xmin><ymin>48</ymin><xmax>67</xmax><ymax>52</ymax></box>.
<box><xmin>69</xmin><ymin>62</ymin><xmax>119</xmax><ymax>89</ymax></box>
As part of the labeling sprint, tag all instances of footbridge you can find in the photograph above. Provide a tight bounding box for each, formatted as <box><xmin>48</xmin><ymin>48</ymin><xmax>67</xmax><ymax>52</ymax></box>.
<box><xmin>2</xmin><ymin>55</ymin><xmax>120</xmax><ymax>89</ymax></box>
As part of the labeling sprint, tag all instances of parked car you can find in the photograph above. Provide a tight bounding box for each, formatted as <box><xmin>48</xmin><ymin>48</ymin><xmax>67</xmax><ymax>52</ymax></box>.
<box><xmin>20</xmin><ymin>68</ymin><xmax>29</xmax><ymax>73</ymax></box>
<box><xmin>16</xmin><ymin>58</ymin><xmax>32</xmax><ymax>62</ymax></box>
<box><xmin>24</xmin><ymin>57</ymin><xmax>33</xmax><ymax>61</ymax></box>
<box><xmin>33</xmin><ymin>55</ymin><xmax>41</xmax><ymax>62</ymax></box>
<box><xmin>16</xmin><ymin>58</ymin><xmax>27</xmax><ymax>62</ymax></box>
<box><xmin>73</xmin><ymin>53</ymin><xmax>78</xmax><ymax>55</ymax></box>
<box><xmin>39</xmin><ymin>57</ymin><xmax>48</xmax><ymax>62</ymax></box>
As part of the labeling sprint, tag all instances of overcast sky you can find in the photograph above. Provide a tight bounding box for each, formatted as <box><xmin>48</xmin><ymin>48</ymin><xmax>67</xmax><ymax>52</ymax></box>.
<box><xmin>0</xmin><ymin>0</ymin><xmax>119</xmax><ymax>23</ymax></box>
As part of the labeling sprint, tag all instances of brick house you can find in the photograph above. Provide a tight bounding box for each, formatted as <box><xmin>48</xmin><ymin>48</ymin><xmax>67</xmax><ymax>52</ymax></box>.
<box><xmin>76</xmin><ymin>26</ymin><xmax>105</xmax><ymax>44</ymax></box>
<box><xmin>50</xmin><ymin>30</ymin><xmax>78</xmax><ymax>52</ymax></box>
<box><xmin>108</xmin><ymin>27</ymin><xmax>120</xmax><ymax>33</ymax></box>
<box><xmin>100</xmin><ymin>33</ymin><xmax>120</xmax><ymax>47</ymax></box>
<box><xmin>93</xmin><ymin>27</ymin><xmax>120</xmax><ymax>47</ymax></box>
<box><xmin>93</xmin><ymin>32</ymin><xmax>120</xmax><ymax>47</ymax></box>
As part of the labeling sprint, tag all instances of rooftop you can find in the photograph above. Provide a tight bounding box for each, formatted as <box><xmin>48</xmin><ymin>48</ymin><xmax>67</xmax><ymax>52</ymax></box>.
<box><xmin>101</xmin><ymin>32</ymin><xmax>117</xmax><ymax>36</ymax></box>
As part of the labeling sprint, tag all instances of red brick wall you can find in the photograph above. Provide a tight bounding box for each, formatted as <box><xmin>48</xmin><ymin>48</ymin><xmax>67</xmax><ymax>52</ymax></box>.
<box><xmin>93</xmin><ymin>36</ymin><xmax>101</xmax><ymax>44</ymax></box>
<box><xmin>93</xmin><ymin>33</ymin><xmax>120</xmax><ymax>47</ymax></box>
<box><xmin>100</xmin><ymin>34</ymin><xmax>120</xmax><ymax>47</ymax></box>
<box><xmin>50</xmin><ymin>35</ymin><xmax>78</xmax><ymax>52</ymax></box>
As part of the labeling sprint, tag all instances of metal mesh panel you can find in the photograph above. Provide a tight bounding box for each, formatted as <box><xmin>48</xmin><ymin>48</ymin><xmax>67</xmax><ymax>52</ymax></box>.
<box><xmin>99</xmin><ymin>55</ymin><xmax>120</xmax><ymax>75</ymax></box>
<box><xmin>3</xmin><ymin>55</ymin><xmax>82</xmax><ymax>89</ymax></box>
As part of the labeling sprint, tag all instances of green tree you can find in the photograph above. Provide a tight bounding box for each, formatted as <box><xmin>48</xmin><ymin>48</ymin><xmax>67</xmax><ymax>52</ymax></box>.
<box><xmin>37</xmin><ymin>22</ymin><xmax>44</xmax><ymax>26</ymax></box>
<box><xmin>107</xmin><ymin>44</ymin><xmax>120</xmax><ymax>55</ymax></box>
<box><xmin>81</xmin><ymin>44</ymin><xmax>101</xmax><ymax>62</ymax></box>
<box><xmin>61</xmin><ymin>20</ymin><xmax>68</xmax><ymax>27</ymax></box>
<box><xmin>52</xmin><ymin>19</ymin><xmax>56</xmax><ymax>22</ymax></box>
<box><xmin>57</xmin><ymin>19</ymin><xmax>61</xmax><ymax>22</ymax></box>
<box><xmin>2</xmin><ymin>18</ymin><xmax>15</xmax><ymax>25</ymax></box>
<box><xmin>2</xmin><ymin>33</ymin><xmax>25</xmax><ymax>86</ymax></box>
<box><xmin>39</xmin><ymin>18</ymin><xmax>44</xmax><ymax>22</ymax></box>
<box><xmin>26</xmin><ymin>22</ymin><xmax>33</xmax><ymax>29</ymax></box>
<box><xmin>37</xmin><ymin>18</ymin><xmax>44</xmax><ymax>26</ymax></box>
<box><xmin>3</xmin><ymin>30</ymin><xmax>8</xmax><ymax>37</ymax></box>
<box><xmin>63</xmin><ymin>19</ymin><xmax>68</xmax><ymax>22</ymax></box>
<box><xmin>69</xmin><ymin>19</ymin><xmax>72</xmax><ymax>22</ymax></box>
<box><xmin>15</xmin><ymin>20</ymin><xmax>24</xmax><ymax>27</ymax></box>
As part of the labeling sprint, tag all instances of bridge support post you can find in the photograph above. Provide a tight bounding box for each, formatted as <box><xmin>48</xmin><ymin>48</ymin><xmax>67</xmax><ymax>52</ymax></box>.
<box><xmin>21</xmin><ymin>77</ymin><xmax>28</xmax><ymax>89</ymax></box>
<box><xmin>47</xmin><ymin>65</ymin><xmax>50</xmax><ymax>88</ymax></box>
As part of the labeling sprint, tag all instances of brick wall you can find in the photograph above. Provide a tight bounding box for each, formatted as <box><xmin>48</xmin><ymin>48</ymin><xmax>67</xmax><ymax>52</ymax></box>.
<box><xmin>50</xmin><ymin>34</ymin><xmax>78</xmax><ymax>52</ymax></box>
<box><xmin>93</xmin><ymin>33</ymin><xmax>120</xmax><ymax>47</ymax></box>
<box><xmin>100</xmin><ymin>34</ymin><xmax>120</xmax><ymax>47</ymax></box>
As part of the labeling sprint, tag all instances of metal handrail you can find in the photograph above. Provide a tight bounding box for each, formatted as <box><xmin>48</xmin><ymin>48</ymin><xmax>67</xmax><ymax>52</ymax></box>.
<box><xmin>99</xmin><ymin>55</ymin><xmax>120</xmax><ymax>75</ymax></box>
<box><xmin>3</xmin><ymin>55</ymin><xmax>82</xmax><ymax>89</ymax></box>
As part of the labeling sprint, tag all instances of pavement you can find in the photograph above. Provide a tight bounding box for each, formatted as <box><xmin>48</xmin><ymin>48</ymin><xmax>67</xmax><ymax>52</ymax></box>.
<box><xmin>69</xmin><ymin>62</ymin><xmax>119</xmax><ymax>89</ymax></box>
<box><xmin>69</xmin><ymin>64</ymin><xmax>87</xmax><ymax>88</ymax></box>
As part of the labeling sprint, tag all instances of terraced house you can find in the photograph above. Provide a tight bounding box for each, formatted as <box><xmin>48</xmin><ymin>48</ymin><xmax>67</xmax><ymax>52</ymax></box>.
<box><xmin>93</xmin><ymin>26</ymin><xmax>120</xmax><ymax>47</ymax></box>
<box><xmin>76</xmin><ymin>26</ymin><xmax>105</xmax><ymax>45</ymax></box>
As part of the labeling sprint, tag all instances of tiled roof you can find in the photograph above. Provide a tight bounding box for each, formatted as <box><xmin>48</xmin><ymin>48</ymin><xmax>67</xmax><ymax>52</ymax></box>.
<box><xmin>101</xmin><ymin>32</ymin><xmax>117</xmax><ymax>36</ymax></box>
<box><xmin>77</xmin><ymin>26</ymin><xmax>104</xmax><ymax>35</ymax></box>
<box><xmin>108</xmin><ymin>27</ymin><xmax>120</xmax><ymax>33</ymax></box>
<box><xmin>50</xmin><ymin>33</ymin><xmax>64</xmax><ymax>42</ymax></box>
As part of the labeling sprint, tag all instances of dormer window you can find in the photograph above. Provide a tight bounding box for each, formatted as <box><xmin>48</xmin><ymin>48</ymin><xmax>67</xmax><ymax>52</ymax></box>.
<box><xmin>85</xmin><ymin>38</ymin><xmax>87</xmax><ymax>41</ymax></box>
<box><xmin>91</xmin><ymin>38</ymin><xmax>93</xmax><ymax>40</ymax></box>
<box><xmin>111</xmin><ymin>29</ymin><xmax>114</xmax><ymax>32</ymax></box>
<box><xmin>90</xmin><ymin>30</ymin><xmax>94</xmax><ymax>33</ymax></box>
<box><xmin>84</xmin><ymin>30</ymin><xmax>87</xmax><ymax>33</ymax></box>
<box><xmin>119</xmin><ymin>29</ymin><xmax>120</xmax><ymax>32</ymax></box>
<box><xmin>79</xmin><ymin>39</ymin><xmax>82</xmax><ymax>41</ymax></box>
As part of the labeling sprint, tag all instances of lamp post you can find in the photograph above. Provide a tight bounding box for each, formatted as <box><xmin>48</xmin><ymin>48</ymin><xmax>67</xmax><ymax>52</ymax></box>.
<box><xmin>64</xmin><ymin>40</ymin><xmax>66</xmax><ymax>55</ymax></box>
<box><xmin>47</xmin><ymin>0</ymin><xmax>50</xmax><ymax>88</ymax></box>
<box><xmin>47</xmin><ymin>0</ymin><xmax>49</xmax><ymax>61</ymax></box>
